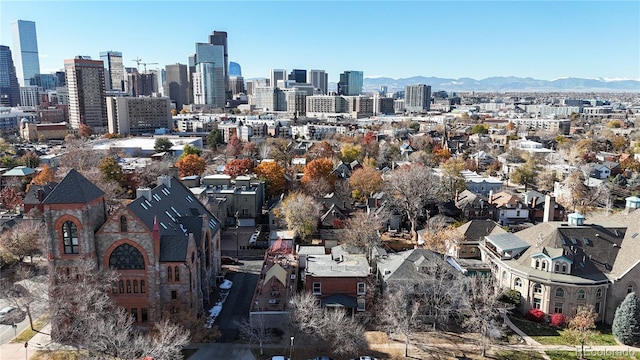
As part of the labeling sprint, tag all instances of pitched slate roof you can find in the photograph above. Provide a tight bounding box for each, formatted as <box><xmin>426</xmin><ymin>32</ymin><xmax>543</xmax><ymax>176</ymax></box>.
<box><xmin>23</xmin><ymin>182</ymin><xmax>57</xmax><ymax>205</ymax></box>
<box><xmin>43</xmin><ymin>169</ymin><xmax>105</xmax><ymax>204</ymax></box>
<box><xmin>456</xmin><ymin>219</ymin><xmax>505</xmax><ymax>242</ymax></box>
<box><xmin>377</xmin><ymin>249</ymin><xmax>443</xmax><ymax>283</ymax></box>
<box><xmin>127</xmin><ymin>176</ymin><xmax>220</xmax><ymax>262</ymax></box>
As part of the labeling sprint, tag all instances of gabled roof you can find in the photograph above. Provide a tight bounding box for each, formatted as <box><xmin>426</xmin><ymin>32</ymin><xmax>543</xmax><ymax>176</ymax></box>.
<box><xmin>491</xmin><ymin>191</ymin><xmax>523</xmax><ymax>208</ymax></box>
<box><xmin>23</xmin><ymin>182</ymin><xmax>57</xmax><ymax>205</ymax></box>
<box><xmin>456</xmin><ymin>189</ymin><xmax>488</xmax><ymax>209</ymax></box>
<box><xmin>377</xmin><ymin>248</ymin><xmax>444</xmax><ymax>282</ymax></box>
<box><xmin>455</xmin><ymin>219</ymin><xmax>505</xmax><ymax>242</ymax></box>
<box><xmin>43</xmin><ymin>169</ymin><xmax>105</xmax><ymax>204</ymax></box>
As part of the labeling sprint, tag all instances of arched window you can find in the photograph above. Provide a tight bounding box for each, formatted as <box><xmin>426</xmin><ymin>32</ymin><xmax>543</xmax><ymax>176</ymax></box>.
<box><xmin>542</xmin><ymin>261</ymin><xmax>547</xmax><ymax>270</ymax></box>
<box><xmin>555</xmin><ymin>263</ymin><xmax>560</xmax><ymax>272</ymax></box>
<box><xmin>140</xmin><ymin>280</ymin><xmax>146</xmax><ymax>293</ymax></box>
<box><xmin>112</xmin><ymin>282</ymin><xmax>117</xmax><ymax>294</ymax></box>
<box><xmin>596</xmin><ymin>288</ymin><xmax>602</xmax><ymax>298</ymax></box>
<box><xmin>174</xmin><ymin>266</ymin><xmax>180</xmax><ymax>282</ymax></box>
<box><xmin>577</xmin><ymin>289</ymin><xmax>586</xmax><ymax>300</ymax></box>
<box><xmin>133</xmin><ymin>280</ymin><xmax>139</xmax><ymax>293</ymax></box>
<box><xmin>109</xmin><ymin>244</ymin><xmax>145</xmax><ymax>270</ymax></box>
<box><xmin>514</xmin><ymin>278</ymin><xmax>522</xmax><ymax>287</ymax></box>
<box><xmin>556</xmin><ymin>288</ymin><xmax>565</xmax><ymax>298</ymax></box>
<box><xmin>119</xmin><ymin>280</ymin><xmax>124</xmax><ymax>293</ymax></box>
<box><xmin>167</xmin><ymin>266</ymin><xmax>172</xmax><ymax>281</ymax></box>
<box><xmin>126</xmin><ymin>280</ymin><xmax>131</xmax><ymax>293</ymax></box>
<box><xmin>627</xmin><ymin>283</ymin><xmax>635</xmax><ymax>294</ymax></box>
<box><xmin>534</xmin><ymin>284</ymin><xmax>542</xmax><ymax>293</ymax></box>
<box><xmin>535</xmin><ymin>259</ymin><xmax>540</xmax><ymax>269</ymax></box>
<box><xmin>120</xmin><ymin>216</ymin><xmax>127</xmax><ymax>232</ymax></box>
<box><xmin>562</xmin><ymin>264</ymin><xmax>567</xmax><ymax>273</ymax></box>
<box><xmin>502</xmin><ymin>271</ymin><xmax>508</xmax><ymax>285</ymax></box>
<box><xmin>62</xmin><ymin>221</ymin><xmax>79</xmax><ymax>254</ymax></box>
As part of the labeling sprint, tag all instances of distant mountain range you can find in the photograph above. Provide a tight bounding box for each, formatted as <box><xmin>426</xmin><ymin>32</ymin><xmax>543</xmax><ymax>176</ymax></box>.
<box><xmin>359</xmin><ymin>76</ymin><xmax>640</xmax><ymax>93</ymax></box>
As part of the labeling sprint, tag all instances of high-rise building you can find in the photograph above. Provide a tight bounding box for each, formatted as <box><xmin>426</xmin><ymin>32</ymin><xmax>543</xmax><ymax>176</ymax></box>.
<box><xmin>288</xmin><ymin>69</ymin><xmax>306</xmax><ymax>84</ymax></box>
<box><xmin>106</xmin><ymin>96</ymin><xmax>171</xmax><ymax>135</ymax></box>
<box><xmin>404</xmin><ymin>84</ymin><xmax>431</xmax><ymax>113</ymax></box>
<box><xmin>30</xmin><ymin>73</ymin><xmax>58</xmax><ymax>90</ymax></box>
<box><xmin>337</xmin><ymin>71</ymin><xmax>363</xmax><ymax>96</ymax></box>
<box><xmin>164</xmin><ymin>63</ymin><xmax>189</xmax><ymax>110</ymax></box>
<box><xmin>270</xmin><ymin>69</ymin><xmax>286</xmax><ymax>89</ymax></box>
<box><xmin>0</xmin><ymin>45</ymin><xmax>21</xmax><ymax>107</ymax></box>
<box><xmin>193</xmin><ymin>43</ymin><xmax>225</xmax><ymax>108</ymax></box>
<box><xmin>100</xmin><ymin>51</ymin><xmax>125</xmax><ymax>91</ymax></box>
<box><xmin>11</xmin><ymin>20</ymin><xmax>41</xmax><ymax>86</ymax></box>
<box><xmin>126</xmin><ymin>68</ymin><xmax>157</xmax><ymax>97</ymax></box>
<box><xmin>208</xmin><ymin>31</ymin><xmax>229</xmax><ymax>99</ymax></box>
<box><xmin>307</xmin><ymin>70</ymin><xmax>328</xmax><ymax>95</ymax></box>
<box><xmin>229</xmin><ymin>61</ymin><xmax>241</xmax><ymax>77</ymax></box>
<box><xmin>254</xmin><ymin>86</ymin><xmax>285</xmax><ymax>111</ymax></box>
<box><xmin>229</xmin><ymin>76</ymin><xmax>245</xmax><ymax>97</ymax></box>
<box><xmin>64</xmin><ymin>57</ymin><xmax>107</xmax><ymax>132</ymax></box>
<box><xmin>19</xmin><ymin>85</ymin><xmax>39</xmax><ymax>106</ymax></box>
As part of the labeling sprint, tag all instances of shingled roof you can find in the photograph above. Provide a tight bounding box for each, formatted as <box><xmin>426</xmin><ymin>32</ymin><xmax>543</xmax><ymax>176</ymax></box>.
<box><xmin>42</xmin><ymin>169</ymin><xmax>105</xmax><ymax>204</ymax></box>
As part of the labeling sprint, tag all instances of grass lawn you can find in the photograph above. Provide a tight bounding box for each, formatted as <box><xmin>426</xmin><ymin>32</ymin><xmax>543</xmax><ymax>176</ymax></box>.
<box><xmin>11</xmin><ymin>314</ymin><xmax>50</xmax><ymax>343</ymax></box>
<box><xmin>508</xmin><ymin>315</ymin><xmax>617</xmax><ymax>345</ymax></box>
<box><xmin>546</xmin><ymin>350</ymin><xmax>640</xmax><ymax>360</ymax></box>
<box><xmin>31</xmin><ymin>350</ymin><xmax>83</xmax><ymax>360</ymax></box>
<box><xmin>494</xmin><ymin>350</ymin><xmax>547</xmax><ymax>360</ymax></box>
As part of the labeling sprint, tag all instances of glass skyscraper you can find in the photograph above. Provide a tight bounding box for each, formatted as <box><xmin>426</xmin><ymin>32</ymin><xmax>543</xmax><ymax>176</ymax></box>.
<box><xmin>0</xmin><ymin>45</ymin><xmax>20</xmax><ymax>107</ymax></box>
<box><xmin>229</xmin><ymin>61</ymin><xmax>241</xmax><ymax>77</ymax></box>
<box><xmin>11</xmin><ymin>20</ymin><xmax>41</xmax><ymax>86</ymax></box>
<box><xmin>338</xmin><ymin>71</ymin><xmax>363</xmax><ymax>96</ymax></box>
<box><xmin>194</xmin><ymin>43</ymin><xmax>225</xmax><ymax>108</ymax></box>
<box><xmin>100</xmin><ymin>51</ymin><xmax>125</xmax><ymax>91</ymax></box>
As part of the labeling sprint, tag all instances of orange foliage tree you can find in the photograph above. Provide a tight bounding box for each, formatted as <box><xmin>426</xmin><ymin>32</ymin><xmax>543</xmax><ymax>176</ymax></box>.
<box><xmin>30</xmin><ymin>164</ymin><xmax>55</xmax><ymax>186</ymax></box>
<box><xmin>224</xmin><ymin>158</ymin><xmax>254</xmax><ymax>178</ymax></box>
<box><xmin>176</xmin><ymin>154</ymin><xmax>207</xmax><ymax>177</ymax></box>
<box><xmin>349</xmin><ymin>166</ymin><xmax>383</xmax><ymax>200</ymax></box>
<box><xmin>254</xmin><ymin>161</ymin><xmax>286</xmax><ymax>198</ymax></box>
<box><xmin>301</xmin><ymin>158</ymin><xmax>337</xmax><ymax>196</ymax></box>
<box><xmin>432</xmin><ymin>146</ymin><xmax>451</xmax><ymax>164</ymax></box>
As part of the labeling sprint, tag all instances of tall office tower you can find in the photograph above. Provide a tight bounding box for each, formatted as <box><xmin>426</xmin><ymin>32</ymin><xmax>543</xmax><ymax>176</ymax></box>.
<box><xmin>208</xmin><ymin>31</ymin><xmax>229</xmax><ymax>99</ymax></box>
<box><xmin>55</xmin><ymin>71</ymin><xmax>66</xmax><ymax>87</ymax></box>
<box><xmin>19</xmin><ymin>85</ymin><xmax>39</xmax><ymax>106</ymax></box>
<box><xmin>245</xmin><ymin>78</ymin><xmax>268</xmax><ymax>96</ymax></box>
<box><xmin>229</xmin><ymin>76</ymin><xmax>245</xmax><ymax>97</ymax></box>
<box><xmin>0</xmin><ymin>45</ymin><xmax>21</xmax><ymax>107</ymax></box>
<box><xmin>288</xmin><ymin>69</ymin><xmax>306</xmax><ymax>83</ymax></box>
<box><xmin>254</xmin><ymin>86</ymin><xmax>285</xmax><ymax>111</ymax></box>
<box><xmin>11</xmin><ymin>20</ymin><xmax>41</xmax><ymax>86</ymax></box>
<box><xmin>337</xmin><ymin>71</ymin><xmax>363</xmax><ymax>96</ymax></box>
<box><xmin>100</xmin><ymin>51</ymin><xmax>125</xmax><ymax>91</ymax></box>
<box><xmin>30</xmin><ymin>73</ymin><xmax>58</xmax><ymax>90</ymax></box>
<box><xmin>270</xmin><ymin>69</ymin><xmax>286</xmax><ymax>88</ymax></box>
<box><xmin>307</xmin><ymin>70</ymin><xmax>328</xmax><ymax>95</ymax></box>
<box><xmin>164</xmin><ymin>63</ymin><xmax>189</xmax><ymax>110</ymax></box>
<box><xmin>193</xmin><ymin>43</ymin><xmax>225</xmax><ymax>108</ymax></box>
<box><xmin>229</xmin><ymin>61</ymin><xmax>241</xmax><ymax>77</ymax></box>
<box><xmin>64</xmin><ymin>57</ymin><xmax>107</xmax><ymax>132</ymax></box>
<box><xmin>404</xmin><ymin>84</ymin><xmax>431</xmax><ymax>112</ymax></box>
<box><xmin>128</xmin><ymin>72</ymin><xmax>156</xmax><ymax>96</ymax></box>
<box><xmin>106</xmin><ymin>96</ymin><xmax>171</xmax><ymax>136</ymax></box>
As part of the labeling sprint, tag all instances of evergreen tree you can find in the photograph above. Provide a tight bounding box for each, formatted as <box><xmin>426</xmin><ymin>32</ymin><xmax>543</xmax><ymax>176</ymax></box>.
<box><xmin>612</xmin><ymin>292</ymin><xmax>640</xmax><ymax>346</ymax></box>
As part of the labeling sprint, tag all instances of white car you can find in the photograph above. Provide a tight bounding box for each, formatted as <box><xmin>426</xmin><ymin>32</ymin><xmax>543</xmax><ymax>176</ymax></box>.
<box><xmin>249</xmin><ymin>231</ymin><xmax>260</xmax><ymax>245</ymax></box>
<box><xmin>0</xmin><ymin>306</ymin><xmax>18</xmax><ymax>324</ymax></box>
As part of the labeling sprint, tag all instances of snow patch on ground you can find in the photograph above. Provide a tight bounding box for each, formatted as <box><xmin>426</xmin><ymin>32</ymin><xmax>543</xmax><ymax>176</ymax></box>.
<box><xmin>205</xmin><ymin>279</ymin><xmax>234</xmax><ymax>328</ymax></box>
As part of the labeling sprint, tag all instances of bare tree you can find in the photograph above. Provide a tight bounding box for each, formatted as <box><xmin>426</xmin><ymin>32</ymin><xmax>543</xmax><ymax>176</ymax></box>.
<box><xmin>384</xmin><ymin>164</ymin><xmax>444</xmax><ymax>241</ymax></box>
<box><xmin>0</xmin><ymin>219</ymin><xmax>45</xmax><ymax>262</ymax></box>
<box><xmin>288</xmin><ymin>292</ymin><xmax>365</xmax><ymax>356</ymax></box>
<box><xmin>2</xmin><ymin>267</ymin><xmax>48</xmax><ymax>331</ymax></box>
<box><xmin>235</xmin><ymin>315</ymin><xmax>277</xmax><ymax>356</ymax></box>
<box><xmin>379</xmin><ymin>283</ymin><xmax>422</xmax><ymax>357</ymax></box>
<box><xmin>557</xmin><ymin>170</ymin><xmax>611</xmax><ymax>215</ymax></box>
<box><xmin>460</xmin><ymin>275</ymin><xmax>513</xmax><ymax>357</ymax></box>
<box><xmin>339</xmin><ymin>211</ymin><xmax>388</xmax><ymax>261</ymax></box>
<box><xmin>276</xmin><ymin>192</ymin><xmax>320</xmax><ymax>242</ymax></box>
<box><xmin>415</xmin><ymin>256</ymin><xmax>465</xmax><ymax>331</ymax></box>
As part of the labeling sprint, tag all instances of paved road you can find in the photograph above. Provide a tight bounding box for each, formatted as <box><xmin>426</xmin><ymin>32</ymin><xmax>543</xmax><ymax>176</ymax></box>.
<box><xmin>215</xmin><ymin>259</ymin><xmax>263</xmax><ymax>342</ymax></box>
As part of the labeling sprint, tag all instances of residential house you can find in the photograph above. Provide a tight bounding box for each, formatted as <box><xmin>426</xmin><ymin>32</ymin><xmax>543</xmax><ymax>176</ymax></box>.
<box><xmin>303</xmin><ymin>247</ymin><xmax>371</xmax><ymax>313</ymax></box>
<box><xmin>197</xmin><ymin>174</ymin><xmax>265</xmax><ymax>227</ymax></box>
<box><xmin>1</xmin><ymin>166</ymin><xmax>35</xmax><ymax>188</ymax></box>
<box><xmin>449</xmin><ymin>219</ymin><xmax>506</xmax><ymax>259</ymax></box>
<box><xmin>479</xmin><ymin>197</ymin><xmax>640</xmax><ymax>324</ymax></box>
<box><xmin>489</xmin><ymin>190</ymin><xmax>529</xmax><ymax>226</ymax></box>
<box><xmin>521</xmin><ymin>191</ymin><xmax>566</xmax><ymax>223</ymax></box>
<box><xmin>461</xmin><ymin>170</ymin><xmax>504</xmax><ymax>198</ymax></box>
<box><xmin>44</xmin><ymin>170</ymin><xmax>222</xmax><ymax>328</ymax></box>
<box><xmin>377</xmin><ymin>248</ymin><xmax>443</xmax><ymax>292</ymax></box>
<box><xmin>455</xmin><ymin>190</ymin><xmax>493</xmax><ymax>220</ymax></box>
<box><xmin>587</xmin><ymin>163</ymin><xmax>612</xmax><ymax>179</ymax></box>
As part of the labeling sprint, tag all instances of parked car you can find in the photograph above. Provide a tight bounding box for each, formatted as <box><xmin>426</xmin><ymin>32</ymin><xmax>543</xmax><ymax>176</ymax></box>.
<box><xmin>0</xmin><ymin>306</ymin><xmax>18</xmax><ymax>325</ymax></box>
<box><xmin>249</xmin><ymin>231</ymin><xmax>260</xmax><ymax>246</ymax></box>
<box><xmin>221</xmin><ymin>256</ymin><xmax>239</xmax><ymax>265</ymax></box>
<box><xmin>268</xmin><ymin>357</ymin><xmax>290</xmax><ymax>360</ymax></box>
<box><xmin>308</xmin><ymin>357</ymin><xmax>335</xmax><ymax>360</ymax></box>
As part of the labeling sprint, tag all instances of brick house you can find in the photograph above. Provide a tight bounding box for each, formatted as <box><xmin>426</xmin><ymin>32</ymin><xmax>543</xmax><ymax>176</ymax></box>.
<box><xmin>43</xmin><ymin>170</ymin><xmax>221</xmax><ymax>329</ymax></box>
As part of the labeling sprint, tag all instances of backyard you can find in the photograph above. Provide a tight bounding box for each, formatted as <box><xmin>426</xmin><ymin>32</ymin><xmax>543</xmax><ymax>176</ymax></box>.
<box><xmin>508</xmin><ymin>315</ymin><xmax>617</xmax><ymax>345</ymax></box>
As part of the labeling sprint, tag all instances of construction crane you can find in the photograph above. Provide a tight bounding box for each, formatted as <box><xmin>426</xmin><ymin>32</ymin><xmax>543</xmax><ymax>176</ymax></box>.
<box><xmin>131</xmin><ymin>57</ymin><xmax>158</xmax><ymax>73</ymax></box>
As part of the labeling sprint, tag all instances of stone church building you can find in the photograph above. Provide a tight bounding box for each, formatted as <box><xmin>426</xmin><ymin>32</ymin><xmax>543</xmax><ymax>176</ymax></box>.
<box><xmin>43</xmin><ymin>169</ymin><xmax>222</xmax><ymax>326</ymax></box>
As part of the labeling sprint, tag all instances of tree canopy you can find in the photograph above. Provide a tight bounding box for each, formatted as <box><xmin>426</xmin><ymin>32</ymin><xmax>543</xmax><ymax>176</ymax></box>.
<box><xmin>154</xmin><ymin>137</ymin><xmax>173</xmax><ymax>153</ymax></box>
<box><xmin>175</xmin><ymin>154</ymin><xmax>206</xmax><ymax>177</ymax></box>
<box><xmin>612</xmin><ymin>292</ymin><xmax>640</xmax><ymax>346</ymax></box>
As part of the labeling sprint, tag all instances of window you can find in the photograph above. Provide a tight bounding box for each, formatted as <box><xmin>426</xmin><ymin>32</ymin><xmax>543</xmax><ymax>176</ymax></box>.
<box><xmin>533</xmin><ymin>298</ymin><xmax>541</xmax><ymax>309</ymax></box>
<box><xmin>357</xmin><ymin>282</ymin><xmax>366</xmax><ymax>295</ymax></box>
<box><xmin>174</xmin><ymin>266</ymin><xmax>180</xmax><ymax>282</ymax></box>
<box><xmin>577</xmin><ymin>289</ymin><xmax>586</xmax><ymax>300</ymax></box>
<box><xmin>535</xmin><ymin>259</ymin><xmax>540</xmax><ymax>269</ymax></box>
<box><xmin>167</xmin><ymin>266</ymin><xmax>172</xmax><ymax>281</ymax></box>
<box><xmin>596</xmin><ymin>288</ymin><xmax>602</xmax><ymax>298</ymax></box>
<box><xmin>62</xmin><ymin>221</ymin><xmax>79</xmax><ymax>254</ymax></box>
<box><xmin>555</xmin><ymin>264</ymin><xmax>560</xmax><ymax>272</ymax></box>
<box><xmin>312</xmin><ymin>282</ymin><xmax>321</xmax><ymax>295</ymax></box>
<box><xmin>133</xmin><ymin>280</ymin><xmax>139</xmax><ymax>293</ymax></box>
<box><xmin>131</xmin><ymin>308</ymin><xmax>137</xmax><ymax>322</ymax></box>
<box><xmin>140</xmin><ymin>280</ymin><xmax>146</xmax><ymax>293</ymax></box>
<box><xmin>595</xmin><ymin>302</ymin><xmax>600</xmax><ymax>314</ymax></box>
<box><xmin>171</xmin><ymin>290</ymin><xmax>177</xmax><ymax>300</ymax></box>
<box><xmin>516</xmin><ymin>210</ymin><xmax>521</xmax><ymax>217</ymax></box>
<box><xmin>555</xmin><ymin>288</ymin><xmax>565</xmax><ymax>298</ymax></box>
<box><xmin>119</xmin><ymin>280</ymin><xmax>124</xmax><ymax>293</ymax></box>
<box><xmin>357</xmin><ymin>298</ymin><xmax>366</xmax><ymax>312</ymax></box>
<box><xmin>534</xmin><ymin>284</ymin><xmax>542</xmax><ymax>294</ymax></box>
<box><xmin>112</xmin><ymin>282</ymin><xmax>117</xmax><ymax>294</ymax></box>
<box><xmin>542</xmin><ymin>261</ymin><xmax>547</xmax><ymax>270</ymax></box>
<box><xmin>514</xmin><ymin>278</ymin><xmax>522</xmax><ymax>287</ymax></box>
<box><xmin>628</xmin><ymin>283</ymin><xmax>635</xmax><ymax>294</ymax></box>
<box><xmin>562</xmin><ymin>264</ymin><xmax>567</xmax><ymax>273</ymax></box>
<box><xmin>126</xmin><ymin>280</ymin><xmax>131</xmax><ymax>293</ymax></box>
<box><xmin>554</xmin><ymin>302</ymin><xmax>564</xmax><ymax>314</ymax></box>
<box><xmin>109</xmin><ymin>244</ymin><xmax>145</xmax><ymax>269</ymax></box>
<box><xmin>120</xmin><ymin>216</ymin><xmax>127</xmax><ymax>232</ymax></box>
<box><xmin>141</xmin><ymin>308</ymin><xmax>148</xmax><ymax>323</ymax></box>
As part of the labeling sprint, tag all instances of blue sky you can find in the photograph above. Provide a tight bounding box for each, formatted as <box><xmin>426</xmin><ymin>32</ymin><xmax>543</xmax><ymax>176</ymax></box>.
<box><xmin>1</xmin><ymin>1</ymin><xmax>639</xmax><ymax>82</ymax></box>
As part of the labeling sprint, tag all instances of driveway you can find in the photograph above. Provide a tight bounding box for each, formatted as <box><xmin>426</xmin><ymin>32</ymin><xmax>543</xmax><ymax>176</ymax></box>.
<box><xmin>214</xmin><ymin>259</ymin><xmax>263</xmax><ymax>342</ymax></box>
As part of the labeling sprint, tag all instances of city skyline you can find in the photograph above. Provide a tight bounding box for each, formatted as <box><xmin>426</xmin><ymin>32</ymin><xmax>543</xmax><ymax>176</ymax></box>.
<box><xmin>1</xmin><ymin>1</ymin><xmax>639</xmax><ymax>83</ymax></box>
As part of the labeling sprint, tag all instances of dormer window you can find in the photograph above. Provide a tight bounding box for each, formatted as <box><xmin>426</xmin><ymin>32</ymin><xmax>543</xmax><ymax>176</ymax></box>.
<box><xmin>541</xmin><ymin>261</ymin><xmax>546</xmax><ymax>271</ymax></box>
<box><xmin>535</xmin><ymin>259</ymin><xmax>540</xmax><ymax>269</ymax></box>
<box><xmin>577</xmin><ymin>289</ymin><xmax>586</xmax><ymax>300</ymax></box>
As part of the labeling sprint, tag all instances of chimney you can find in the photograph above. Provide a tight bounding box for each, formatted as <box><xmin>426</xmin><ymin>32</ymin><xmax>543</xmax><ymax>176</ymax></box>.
<box><xmin>136</xmin><ymin>188</ymin><xmax>152</xmax><ymax>201</ymax></box>
<box><xmin>152</xmin><ymin>216</ymin><xmax>160</xmax><ymax>260</ymax></box>
<box><xmin>532</xmin><ymin>196</ymin><xmax>538</xmax><ymax>209</ymax></box>
<box><xmin>455</xmin><ymin>190</ymin><xmax>459</xmax><ymax>202</ymax></box>
<box><xmin>488</xmin><ymin>190</ymin><xmax>494</xmax><ymax>204</ymax></box>
<box><xmin>543</xmin><ymin>195</ymin><xmax>555</xmax><ymax>222</ymax></box>
<box><xmin>36</xmin><ymin>189</ymin><xmax>44</xmax><ymax>201</ymax></box>
<box><xmin>157</xmin><ymin>175</ymin><xmax>171</xmax><ymax>188</ymax></box>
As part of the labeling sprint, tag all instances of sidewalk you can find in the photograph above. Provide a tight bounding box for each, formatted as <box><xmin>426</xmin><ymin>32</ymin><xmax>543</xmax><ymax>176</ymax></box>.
<box><xmin>1</xmin><ymin>322</ymin><xmax>55</xmax><ymax>360</ymax></box>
